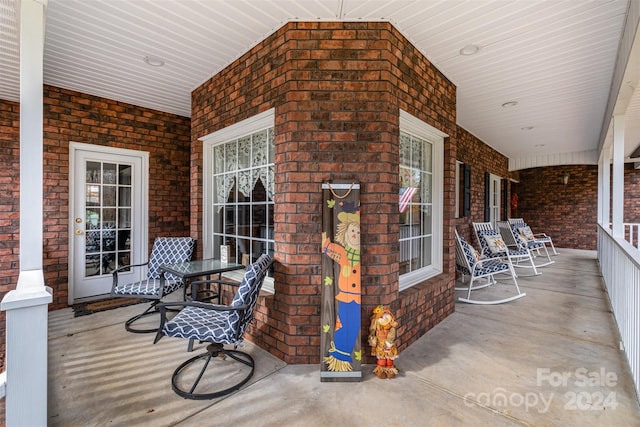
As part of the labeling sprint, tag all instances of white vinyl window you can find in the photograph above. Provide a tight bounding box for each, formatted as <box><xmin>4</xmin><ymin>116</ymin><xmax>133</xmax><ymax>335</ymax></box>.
<box><xmin>399</xmin><ymin>110</ymin><xmax>445</xmax><ymax>290</ymax></box>
<box><xmin>201</xmin><ymin>109</ymin><xmax>275</xmax><ymax>291</ymax></box>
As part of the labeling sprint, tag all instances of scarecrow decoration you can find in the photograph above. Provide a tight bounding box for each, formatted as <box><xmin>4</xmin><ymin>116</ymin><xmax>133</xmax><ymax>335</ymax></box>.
<box><xmin>368</xmin><ymin>305</ymin><xmax>399</xmax><ymax>379</ymax></box>
<box><xmin>320</xmin><ymin>181</ymin><xmax>361</xmax><ymax>382</ymax></box>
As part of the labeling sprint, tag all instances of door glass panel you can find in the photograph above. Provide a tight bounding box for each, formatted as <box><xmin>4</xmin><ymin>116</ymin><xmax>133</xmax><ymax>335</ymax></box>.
<box><xmin>118</xmin><ymin>164</ymin><xmax>132</xmax><ymax>185</ymax></box>
<box><xmin>119</xmin><ymin>187</ymin><xmax>131</xmax><ymax>207</ymax></box>
<box><xmin>86</xmin><ymin>185</ymin><xmax>100</xmax><ymax>206</ymax></box>
<box><xmin>84</xmin><ymin>160</ymin><xmax>134</xmax><ymax>278</ymax></box>
<box><xmin>86</xmin><ymin>161</ymin><xmax>101</xmax><ymax>183</ymax></box>
<box><xmin>118</xmin><ymin>208</ymin><xmax>131</xmax><ymax>228</ymax></box>
<box><xmin>103</xmin><ymin>163</ymin><xmax>117</xmax><ymax>184</ymax></box>
<box><xmin>103</xmin><ymin>186</ymin><xmax>116</xmax><ymax>206</ymax></box>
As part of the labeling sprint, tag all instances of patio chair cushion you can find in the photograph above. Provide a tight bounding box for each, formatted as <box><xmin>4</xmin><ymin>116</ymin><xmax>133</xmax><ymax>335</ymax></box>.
<box><xmin>162</xmin><ymin>306</ymin><xmax>241</xmax><ymax>345</ymax></box>
<box><xmin>112</xmin><ymin>278</ymin><xmax>182</xmax><ymax>298</ymax></box>
<box><xmin>147</xmin><ymin>237</ymin><xmax>196</xmax><ymax>281</ymax></box>
<box><xmin>160</xmin><ymin>253</ymin><xmax>273</xmax><ymax>345</ymax></box>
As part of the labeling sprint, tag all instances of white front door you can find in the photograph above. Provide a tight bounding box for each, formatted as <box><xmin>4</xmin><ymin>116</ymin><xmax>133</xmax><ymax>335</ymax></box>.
<box><xmin>69</xmin><ymin>143</ymin><xmax>148</xmax><ymax>303</ymax></box>
<box><xmin>489</xmin><ymin>173</ymin><xmax>502</xmax><ymax>228</ymax></box>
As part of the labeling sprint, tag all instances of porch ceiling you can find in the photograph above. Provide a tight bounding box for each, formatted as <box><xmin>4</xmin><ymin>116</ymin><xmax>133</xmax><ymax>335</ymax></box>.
<box><xmin>2</xmin><ymin>0</ymin><xmax>639</xmax><ymax>167</ymax></box>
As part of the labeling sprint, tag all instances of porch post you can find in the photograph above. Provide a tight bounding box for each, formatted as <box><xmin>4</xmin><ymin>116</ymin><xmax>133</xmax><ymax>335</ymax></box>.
<box><xmin>600</xmin><ymin>144</ymin><xmax>611</xmax><ymax>228</ymax></box>
<box><xmin>0</xmin><ymin>1</ymin><xmax>52</xmax><ymax>426</ymax></box>
<box><xmin>19</xmin><ymin>0</ymin><xmax>45</xmax><ymax>268</ymax></box>
<box><xmin>611</xmin><ymin>115</ymin><xmax>624</xmax><ymax>239</ymax></box>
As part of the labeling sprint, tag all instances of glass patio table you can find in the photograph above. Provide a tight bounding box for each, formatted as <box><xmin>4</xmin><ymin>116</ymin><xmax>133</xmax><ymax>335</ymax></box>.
<box><xmin>160</xmin><ymin>259</ymin><xmax>245</xmax><ymax>303</ymax></box>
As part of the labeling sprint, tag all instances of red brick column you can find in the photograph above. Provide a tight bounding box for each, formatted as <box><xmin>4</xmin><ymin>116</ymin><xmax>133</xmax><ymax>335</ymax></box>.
<box><xmin>192</xmin><ymin>21</ymin><xmax>457</xmax><ymax>363</ymax></box>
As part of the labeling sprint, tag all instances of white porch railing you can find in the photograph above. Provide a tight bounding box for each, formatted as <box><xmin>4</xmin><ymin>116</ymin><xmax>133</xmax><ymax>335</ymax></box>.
<box><xmin>624</xmin><ymin>223</ymin><xmax>640</xmax><ymax>249</ymax></box>
<box><xmin>598</xmin><ymin>224</ymin><xmax>640</xmax><ymax>399</ymax></box>
<box><xmin>0</xmin><ymin>270</ymin><xmax>52</xmax><ymax>426</ymax></box>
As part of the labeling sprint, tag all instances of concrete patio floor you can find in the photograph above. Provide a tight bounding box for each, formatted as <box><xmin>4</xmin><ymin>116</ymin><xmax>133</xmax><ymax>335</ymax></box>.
<box><xmin>48</xmin><ymin>249</ymin><xmax>640</xmax><ymax>426</ymax></box>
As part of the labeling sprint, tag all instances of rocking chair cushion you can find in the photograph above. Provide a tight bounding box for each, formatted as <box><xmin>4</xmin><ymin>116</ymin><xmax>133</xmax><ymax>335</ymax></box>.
<box><xmin>475</xmin><ymin>258</ymin><xmax>510</xmax><ymax>276</ymax></box>
<box><xmin>512</xmin><ymin>227</ymin><xmax>529</xmax><ymax>247</ymax></box>
<box><xmin>482</xmin><ymin>234</ymin><xmax>507</xmax><ymax>255</ymax></box>
<box><xmin>458</xmin><ymin>236</ymin><xmax>479</xmax><ymax>267</ymax></box>
<box><xmin>468</xmin><ymin>245</ymin><xmax>482</xmax><ymax>262</ymax></box>
<box><xmin>518</xmin><ymin>225</ymin><xmax>535</xmax><ymax>241</ymax></box>
<box><xmin>512</xmin><ymin>225</ymin><xmax>545</xmax><ymax>250</ymax></box>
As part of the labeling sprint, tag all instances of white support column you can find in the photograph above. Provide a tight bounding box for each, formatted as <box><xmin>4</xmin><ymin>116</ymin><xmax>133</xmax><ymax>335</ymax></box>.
<box><xmin>1</xmin><ymin>274</ymin><xmax>52</xmax><ymax>427</ymax></box>
<box><xmin>612</xmin><ymin>115</ymin><xmax>625</xmax><ymax>239</ymax></box>
<box><xmin>20</xmin><ymin>0</ymin><xmax>46</xmax><ymax>270</ymax></box>
<box><xmin>0</xmin><ymin>1</ymin><xmax>52</xmax><ymax>426</ymax></box>
<box><xmin>601</xmin><ymin>145</ymin><xmax>611</xmax><ymax>229</ymax></box>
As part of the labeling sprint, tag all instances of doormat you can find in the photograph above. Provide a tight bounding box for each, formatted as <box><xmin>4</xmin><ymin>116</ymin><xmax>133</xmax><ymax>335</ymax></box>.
<box><xmin>72</xmin><ymin>297</ymin><xmax>146</xmax><ymax>317</ymax></box>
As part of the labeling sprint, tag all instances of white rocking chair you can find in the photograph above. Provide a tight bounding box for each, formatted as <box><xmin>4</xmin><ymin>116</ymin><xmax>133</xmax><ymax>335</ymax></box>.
<box><xmin>454</xmin><ymin>229</ymin><xmax>525</xmax><ymax>305</ymax></box>
<box><xmin>497</xmin><ymin>221</ymin><xmax>554</xmax><ymax>268</ymax></box>
<box><xmin>472</xmin><ymin>222</ymin><xmax>540</xmax><ymax>276</ymax></box>
<box><xmin>508</xmin><ymin>218</ymin><xmax>558</xmax><ymax>255</ymax></box>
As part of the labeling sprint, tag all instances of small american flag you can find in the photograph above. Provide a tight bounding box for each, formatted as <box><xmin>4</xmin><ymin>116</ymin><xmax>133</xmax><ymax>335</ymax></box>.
<box><xmin>399</xmin><ymin>187</ymin><xmax>417</xmax><ymax>213</ymax></box>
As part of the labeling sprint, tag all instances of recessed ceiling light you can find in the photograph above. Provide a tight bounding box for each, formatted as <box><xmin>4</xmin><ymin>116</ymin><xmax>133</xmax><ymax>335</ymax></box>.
<box><xmin>143</xmin><ymin>56</ymin><xmax>165</xmax><ymax>67</ymax></box>
<box><xmin>502</xmin><ymin>101</ymin><xmax>518</xmax><ymax>108</ymax></box>
<box><xmin>521</xmin><ymin>126</ymin><xmax>534</xmax><ymax>131</ymax></box>
<box><xmin>459</xmin><ymin>44</ymin><xmax>480</xmax><ymax>55</ymax></box>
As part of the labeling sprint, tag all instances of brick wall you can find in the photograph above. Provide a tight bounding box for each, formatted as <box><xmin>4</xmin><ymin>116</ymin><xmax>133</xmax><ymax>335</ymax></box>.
<box><xmin>192</xmin><ymin>21</ymin><xmax>457</xmax><ymax>364</ymax></box>
<box><xmin>42</xmin><ymin>85</ymin><xmax>192</xmax><ymax>307</ymax></box>
<box><xmin>624</xmin><ymin>163</ymin><xmax>640</xmax><ymax>223</ymax></box>
<box><xmin>0</xmin><ymin>99</ymin><xmax>20</xmax><ymax>370</ymax></box>
<box><xmin>515</xmin><ymin>165</ymin><xmax>597</xmax><ymax>250</ymax></box>
<box><xmin>0</xmin><ymin>88</ymin><xmax>191</xmax><ymax>369</ymax></box>
<box><xmin>453</xmin><ymin>126</ymin><xmax>511</xmax><ymax>245</ymax></box>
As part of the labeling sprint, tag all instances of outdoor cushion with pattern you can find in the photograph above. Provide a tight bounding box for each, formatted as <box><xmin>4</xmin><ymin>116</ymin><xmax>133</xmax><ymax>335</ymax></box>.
<box><xmin>511</xmin><ymin>225</ymin><xmax>544</xmax><ymax>250</ymax></box>
<box><xmin>112</xmin><ymin>237</ymin><xmax>195</xmax><ymax>298</ymax></box>
<box><xmin>458</xmin><ymin>236</ymin><xmax>509</xmax><ymax>276</ymax></box>
<box><xmin>160</xmin><ymin>254</ymin><xmax>272</xmax><ymax>345</ymax></box>
<box><xmin>480</xmin><ymin>232</ymin><xmax>507</xmax><ymax>256</ymax></box>
<box><xmin>458</xmin><ymin>236</ymin><xmax>479</xmax><ymax>268</ymax></box>
<box><xmin>518</xmin><ymin>225</ymin><xmax>535</xmax><ymax>241</ymax></box>
<box><xmin>474</xmin><ymin>258</ymin><xmax>510</xmax><ymax>276</ymax></box>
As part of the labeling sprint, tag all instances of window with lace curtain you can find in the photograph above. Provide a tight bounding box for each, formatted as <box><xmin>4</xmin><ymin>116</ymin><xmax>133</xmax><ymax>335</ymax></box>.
<box><xmin>201</xmin><ymin>109</ymin><xmax>275</xmax><ymax>290</ymax></box>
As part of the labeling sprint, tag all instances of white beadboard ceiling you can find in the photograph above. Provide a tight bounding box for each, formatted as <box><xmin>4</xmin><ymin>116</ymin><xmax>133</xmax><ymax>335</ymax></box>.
<box><xmin>2</xmin><ymin>0</ymin><xmax>639</xmax><ymax>169</ymax></box>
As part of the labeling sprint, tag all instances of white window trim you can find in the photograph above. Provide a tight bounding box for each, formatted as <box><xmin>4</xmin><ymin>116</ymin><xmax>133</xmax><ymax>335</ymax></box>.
<box><xmin>399</xmin><ymin>110</ymin><xmax>447</xmax><ymax>291</ymax></box>
<box><xmin>200</xmin><ymin>108</ymin><xmax>275</xmax><ymax>292</ymax></box>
